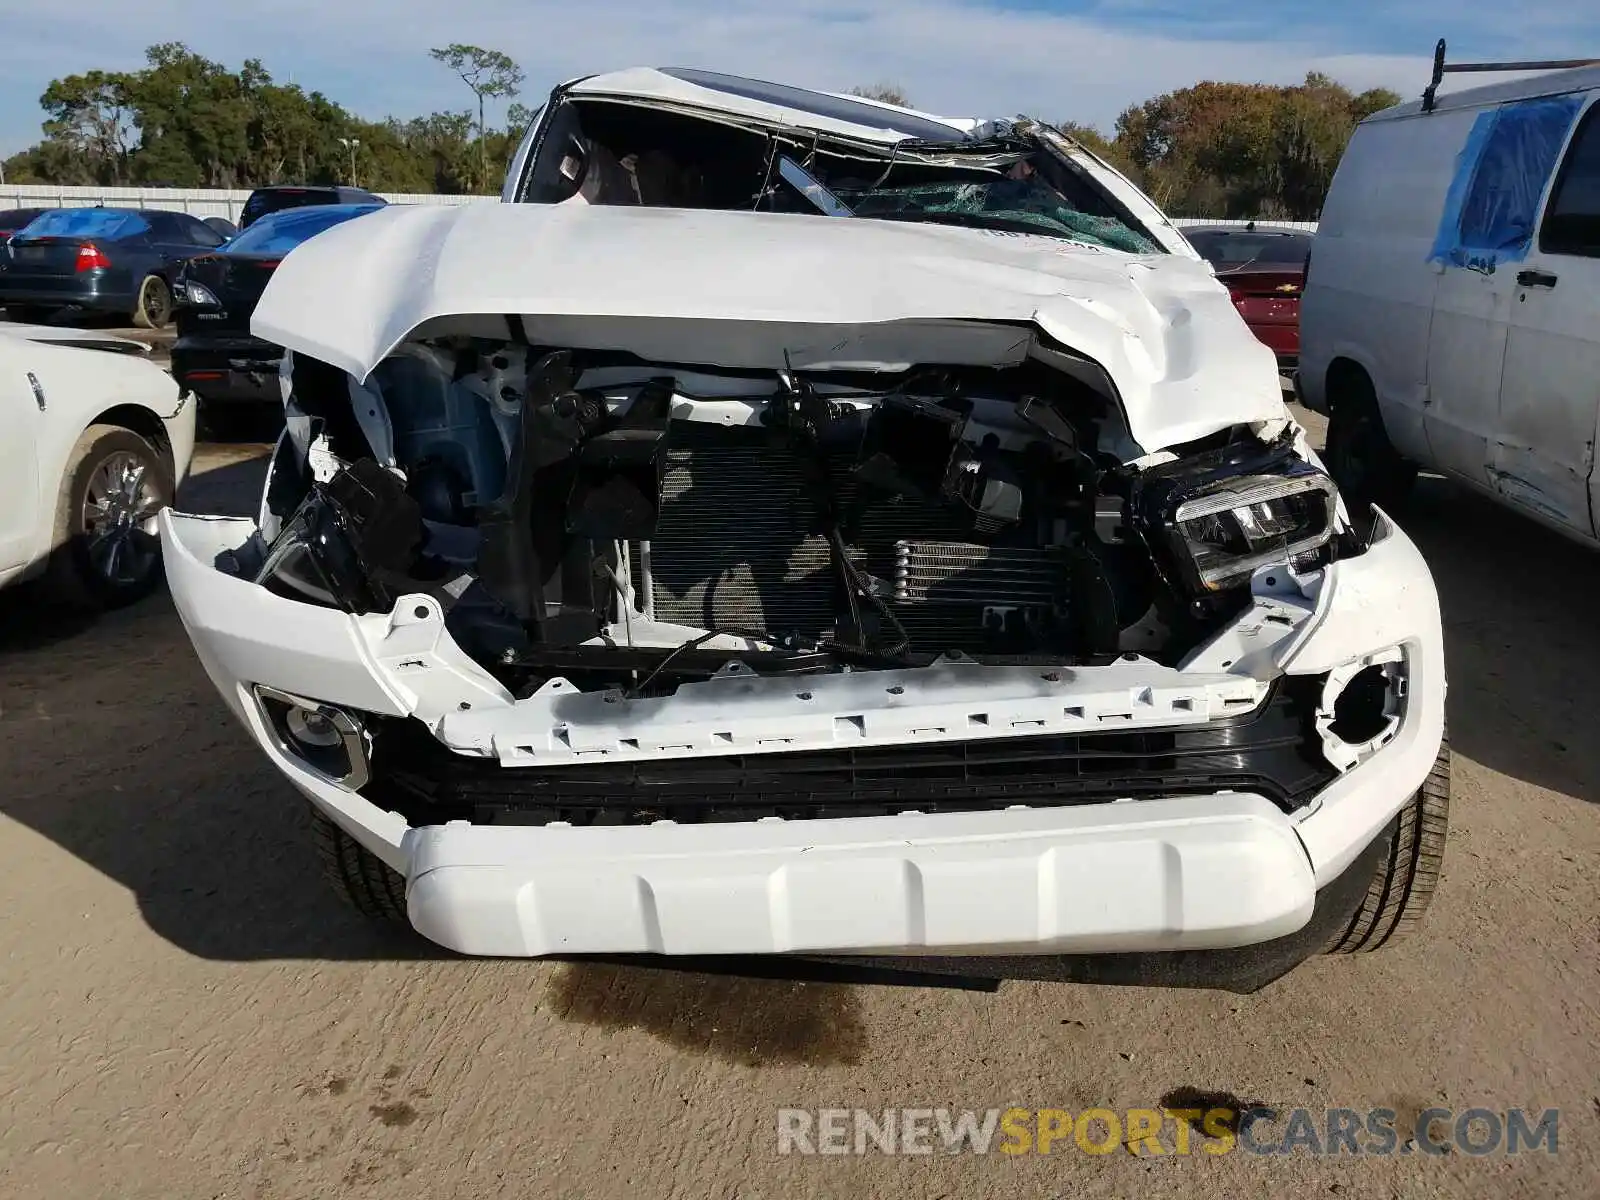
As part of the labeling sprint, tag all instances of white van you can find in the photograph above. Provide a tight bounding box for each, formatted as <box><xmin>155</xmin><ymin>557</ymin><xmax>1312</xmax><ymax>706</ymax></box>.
<box><xmin>1300</xmin><ymin>63</ymin><xmax>1600</xmax><ymax>543</ymax></box>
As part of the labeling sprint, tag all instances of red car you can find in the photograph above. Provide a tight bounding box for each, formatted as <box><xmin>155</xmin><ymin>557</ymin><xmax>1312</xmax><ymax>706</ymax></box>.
<box><xmin>1184</xmin><ymin>224</ymin><xmax>1313</xmax><ymax>375</ymax></box>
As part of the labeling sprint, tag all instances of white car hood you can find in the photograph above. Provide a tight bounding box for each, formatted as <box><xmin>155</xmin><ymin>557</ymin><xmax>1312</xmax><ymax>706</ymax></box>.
<box><xmin>0</xmin><ymin>322</ymin><xmax>152</xmax><ymax>355</ymax></box>
<box><xmin>252</xmin><ymin>203</ymin><xmax>1285</xmax><ymax>453</ymax></box>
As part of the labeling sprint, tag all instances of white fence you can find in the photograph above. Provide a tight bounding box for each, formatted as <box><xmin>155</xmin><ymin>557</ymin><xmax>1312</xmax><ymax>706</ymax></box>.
<box><xmin>0</xmin><ymin>184</ymin><xmax>1321</xmax><ymax>232</ymax></box>
<box><xmin>0</xmin><ymin>184</ymin><xmax>498</xmax><ymax>224</ymax></box>
<box><xmin>1172</xmin><ymin>218</ymin><xmax>1320</xmax><ymax>232</ymax></box>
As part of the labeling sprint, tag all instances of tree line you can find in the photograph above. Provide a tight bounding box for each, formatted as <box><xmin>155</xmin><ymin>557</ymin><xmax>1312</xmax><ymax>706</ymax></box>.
<box><xmin>4</xmin><ymin>48</ymin><xmax>1399</xmax><ymax>218</ymax></box>
<box><xmin>1</xmin><ymin>42</ymin><xmax>530</xmax><ymax>195</ymax></box>
<box><xmin>1060</xmin><ymin>73</ymin><xmax>1402</xmax><ymax>220</ymax></box>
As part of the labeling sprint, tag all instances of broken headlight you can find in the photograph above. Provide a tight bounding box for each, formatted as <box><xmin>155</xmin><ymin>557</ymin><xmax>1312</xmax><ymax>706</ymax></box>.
<box><xmin>1145</xmin><ymin>464</ymin><xmax>1337</xmax><ymax>593</ymax></box>
<box><xmin>254</xmin><ymin>459</ymin><xmax>431</xmax><ymax>613</ymax></box>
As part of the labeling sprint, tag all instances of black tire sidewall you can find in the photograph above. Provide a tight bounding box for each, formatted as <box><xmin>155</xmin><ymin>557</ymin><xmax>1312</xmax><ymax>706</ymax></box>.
<box><xmin>1326</xmin><ymin>404</ymin><xmax>1415</xmax><ymax>518</ymax></box>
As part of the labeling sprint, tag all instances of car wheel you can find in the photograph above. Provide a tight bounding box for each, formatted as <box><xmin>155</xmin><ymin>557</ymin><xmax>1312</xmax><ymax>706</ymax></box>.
<box><xmin>1324</xmin><ymin>370</ymin><xmax>1417</xmax><ymax>518</ymax></box>
<box><xmin>40</xmin><ymin>424</ymin><xmax>173</xmax><ymax>612</ymax></box>
<box><xmin>309</xmin><ymin>806</ymin><xmax>410</xmax><ymax>926</ymax></box>
<box><xmin>1325</xmin><ymin>737</ymin><xmax>1450</xmax><ymax>953</ymax></box>
<box><xmin>131</xmin><ymin>274</ymin><xmax>172</xmax><ymax>329</ymax></box>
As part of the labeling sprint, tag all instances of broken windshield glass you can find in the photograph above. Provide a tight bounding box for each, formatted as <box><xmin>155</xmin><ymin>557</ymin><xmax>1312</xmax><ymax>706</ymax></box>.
<box><xmin>838</xmin><ymin>173</ymin><xmax>1160</xmax><ymax>253</ymax></box>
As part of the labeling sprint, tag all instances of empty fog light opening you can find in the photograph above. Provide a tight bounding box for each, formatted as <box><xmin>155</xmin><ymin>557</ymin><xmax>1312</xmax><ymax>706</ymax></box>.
<box><xmin>251</xmin><ymin>684</ymin><xmax>372</xmax><ymax>789</ymax></box>
<box><xmin>1314</xmin><ymin>649</ymin><xmax>1406</xmax><ymax>773</ymax></box>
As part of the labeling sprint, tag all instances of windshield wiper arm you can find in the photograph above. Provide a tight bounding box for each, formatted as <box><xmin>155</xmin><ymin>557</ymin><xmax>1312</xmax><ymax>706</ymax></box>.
<box><xmin>776</xmin><ymin>157</ymin><xmax>854</xmax><ymax>217</ymax></box>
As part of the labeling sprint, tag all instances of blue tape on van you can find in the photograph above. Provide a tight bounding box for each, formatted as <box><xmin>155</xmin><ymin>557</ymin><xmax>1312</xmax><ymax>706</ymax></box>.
<box><xmin>1428</xmin><ymin>95</ymin><xmax>1585</xmax><ymax>273</ymax></box>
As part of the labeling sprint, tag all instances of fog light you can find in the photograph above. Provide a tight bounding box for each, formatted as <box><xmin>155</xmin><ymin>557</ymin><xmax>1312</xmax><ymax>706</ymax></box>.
<box><xmin>285</xmin><ymin>706</ymin><xmax>343</xmax><ymax>749</ymax></box>
<box><xmin>1314</xmin><ymin>650</ymin><xmax>1405</xmax><ymax>773</ymax></box>
<box><xmin>251</xmin><ymin>685</ymin><xmax>371</xmax><ymax>789</ymax></box>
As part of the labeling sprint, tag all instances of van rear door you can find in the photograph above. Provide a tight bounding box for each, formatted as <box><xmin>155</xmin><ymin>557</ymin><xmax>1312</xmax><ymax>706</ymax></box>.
<box><xmin>1497</xmin><ymin>94</ymin><xmax>1600</xmax><ymax>537</ymax></box>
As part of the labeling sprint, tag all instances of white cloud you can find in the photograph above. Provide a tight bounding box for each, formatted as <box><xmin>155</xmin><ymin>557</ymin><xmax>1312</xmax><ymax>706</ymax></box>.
<box><xmin>1</xmin><ymin>0</ymin><xmax>1578</xmax><ymax>156</ymax></box>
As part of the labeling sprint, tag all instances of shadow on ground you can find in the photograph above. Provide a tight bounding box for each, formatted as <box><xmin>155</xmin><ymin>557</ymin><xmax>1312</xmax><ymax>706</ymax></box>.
<box><xmin>1398</xmin><ymin>476</ymin><xmax>1600</xmax><ymax>805</ymax></box>
<box><xmin>0</xmin><ymin>584</ymin><xmax>442</xmax><ymax>960</ymax></box>
<box><xmin>175</xmin><ymin>449</ymin><xmax>273</xmax><ymax>513</ymax></box>
<box><xmin>0</xmin><ymin>447</ymin><xmax>426</xmax><ymax>960</ymax></box>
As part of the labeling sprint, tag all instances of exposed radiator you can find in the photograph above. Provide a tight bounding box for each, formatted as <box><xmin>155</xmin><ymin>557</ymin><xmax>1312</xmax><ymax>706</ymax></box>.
<box><xmin>893</xmin><ymin>541</ymin><xmax>1066</xmax><ymax>605</ymax></box>
<box><xmin>628</xmin><ymin>425</ymin><xmax>1065</xmax><ymax>652</ymax></box>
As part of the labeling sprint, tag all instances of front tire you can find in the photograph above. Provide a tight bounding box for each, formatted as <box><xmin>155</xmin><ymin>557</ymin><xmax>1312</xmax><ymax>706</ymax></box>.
<box><xmin>40</xmin><ymin>424</ymin><xmax>173</xmax><ymax>612</ymax></box>
<box><xmin>309</xmin><ymin>806</ymin><xmax>409</xmax><ymax>926</ymax></box>
<box><xmin>1325</xmin><ymin>738</ymin><xmax>1451</xmax><ymax>953</ymax></box>
<box><xmin>131</xmin><ymin>274</ymin><xmax>172</xmax><ymax>329</ymax></box>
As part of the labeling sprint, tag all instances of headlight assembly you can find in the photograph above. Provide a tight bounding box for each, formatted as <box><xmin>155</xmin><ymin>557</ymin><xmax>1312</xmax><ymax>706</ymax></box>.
<box><xmin>254</xmin><ymin>459</ymin><xmax>430</xmax><ymax>613</ymax></box>
<box><xmin>1139</xmin><ymin>453</ymin><xmax>1338</xmax><ymax>594</ymax></box>
<box><xmin>254</xmin><ymin>492</ymin><xmax>373</xmax><ymax>611</ymax></box>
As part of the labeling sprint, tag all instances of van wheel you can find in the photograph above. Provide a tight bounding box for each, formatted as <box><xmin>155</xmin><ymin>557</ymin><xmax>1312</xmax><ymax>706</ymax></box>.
<box><xmin>1324</xmin><ymin>372</ymin><xmax>1416</xmax><ymax>517</ymax></box>
<box><xmin>308</xmin><ymin>806</ymin><xmax>409</xmax><ymax>926</ymax></box>
<box><xmin>1325</xmin><ymin>738</ymin><xmax>1450</xmax><ymax>953</ymax></box>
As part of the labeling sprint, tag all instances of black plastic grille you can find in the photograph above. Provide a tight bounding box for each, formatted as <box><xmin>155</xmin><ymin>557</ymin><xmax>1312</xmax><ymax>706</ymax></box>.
<box><xmin>363</xmin><ymin>675</ymin><xmax>1334</xmax><ymax>827</ymax></box>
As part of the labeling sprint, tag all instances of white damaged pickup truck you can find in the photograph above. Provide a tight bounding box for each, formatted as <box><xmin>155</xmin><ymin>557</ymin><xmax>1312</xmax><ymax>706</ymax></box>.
<box><xmin>161</xmin><ymin>69</ymin><xmax>1447</xmax><ymax>990</ymax></box>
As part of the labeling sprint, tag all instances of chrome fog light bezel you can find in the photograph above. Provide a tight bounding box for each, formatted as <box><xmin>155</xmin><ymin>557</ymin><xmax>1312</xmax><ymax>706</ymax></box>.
<box><xmin>250</xmin><ymin>684</ymin><xmax>372</xmax><ymax>790</ymax></box>
<box><xmin>1314</xmin><ymin>648</ymin><xmax>1407</xmax><ymax>774</ymax></box>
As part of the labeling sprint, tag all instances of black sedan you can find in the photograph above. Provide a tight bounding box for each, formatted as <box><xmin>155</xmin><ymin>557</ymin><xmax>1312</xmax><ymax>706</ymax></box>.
<box><xmin>0</xmin><ymin>206</ymin><xmax>227</xmax><ymax>328</ymax></box>
<box><xmin>171</xmin><ymin>202</ymin><xmax>384</xmax><ymax>408</ymax></box>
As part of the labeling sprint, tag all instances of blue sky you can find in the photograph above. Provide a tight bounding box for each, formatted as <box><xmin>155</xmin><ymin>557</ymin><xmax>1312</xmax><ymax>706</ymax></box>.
<box><xmin>2</xmin><ymin>0</ymin><xmax>1598</xmax><ymax>158</ymax></box>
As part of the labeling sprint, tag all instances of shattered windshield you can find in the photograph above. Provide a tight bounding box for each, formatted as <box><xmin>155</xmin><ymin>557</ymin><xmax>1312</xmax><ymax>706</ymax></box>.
<box><xmin>780</xmin><ymin>144</ymin><xmax>1161</xmax><ymax>253</ymax></box>
<box><xmin>837</xmin><ymin>173</ymin><xmax>1160</xmax><ymax>253</ymax></box>
<box><xmin>536</xmin><ymin>95</ymin><xmax>1163</xmax><ymax>253</ymax></box>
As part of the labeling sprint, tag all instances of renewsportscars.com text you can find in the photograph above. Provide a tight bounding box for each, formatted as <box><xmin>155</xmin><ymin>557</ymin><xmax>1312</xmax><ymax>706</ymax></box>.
<box><xmin>777</xmin><ymin>1106</ymin><xmax>1561</xmax><ymax>1157</ymax></box>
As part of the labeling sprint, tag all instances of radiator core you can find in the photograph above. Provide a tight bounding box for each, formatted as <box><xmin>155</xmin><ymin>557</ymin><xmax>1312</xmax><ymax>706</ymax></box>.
<box><xmin>627</xmin><ymin>425</ymin><xmax>1066</xmax><ymax>654</ymax></box>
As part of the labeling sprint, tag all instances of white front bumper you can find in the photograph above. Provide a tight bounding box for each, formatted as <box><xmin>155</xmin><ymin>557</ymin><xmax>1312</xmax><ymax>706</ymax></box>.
<box><xmin>406</xmin><ymin>795</ymin><xmax>1313</xmax><ymax>957</ymax></box>
<box><xmin>160</xmin><ymin>508</ymin><xmax>1446</xmax><ymax>959</ymax></box>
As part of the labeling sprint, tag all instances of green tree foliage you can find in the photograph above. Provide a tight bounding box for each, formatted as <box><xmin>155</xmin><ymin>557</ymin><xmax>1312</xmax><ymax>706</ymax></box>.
<box><xmin>1</xmin><ymin>42</ymin><xmax>529</xmax><ymax>195</ymax></box>
<box><xmin>428</xmin><ymin>44</ymin><xmax>525</xmax><ymax>193</ymax></box>
<box><xmin>1053</xmin><ymin>120</ymin><xmax>1140</xmax><ymax>176</ymax></box>
<box><xmin>4</xmin><ymin>52</ymin><xmax>1397</xmax><ymax>216</ymax></box>
<box><xmin>1110</xmin><ymin>73</ymin><xmax>1401</xmax><ymax>219</ymax></box>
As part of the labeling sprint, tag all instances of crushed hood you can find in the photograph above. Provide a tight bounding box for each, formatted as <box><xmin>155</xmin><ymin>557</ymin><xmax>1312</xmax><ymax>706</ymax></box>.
<box><xmin>252</xmin><ymin>203</ymin><xmax>1285</xmax><ymax>452</ymax></box>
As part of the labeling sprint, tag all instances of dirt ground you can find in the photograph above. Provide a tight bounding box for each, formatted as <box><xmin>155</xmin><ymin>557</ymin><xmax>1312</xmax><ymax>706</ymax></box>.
<box><xmin>0</xmin><ymin>411</ymin><xmax>1596</xmax><ymax>1200</ymax></box>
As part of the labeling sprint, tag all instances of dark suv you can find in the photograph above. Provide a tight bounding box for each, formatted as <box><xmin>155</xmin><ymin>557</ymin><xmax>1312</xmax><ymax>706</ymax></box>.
<box><xmin>239</xmin><ymin>185</ymin><xmax>386</xmax><ymax>230</ymax></box>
